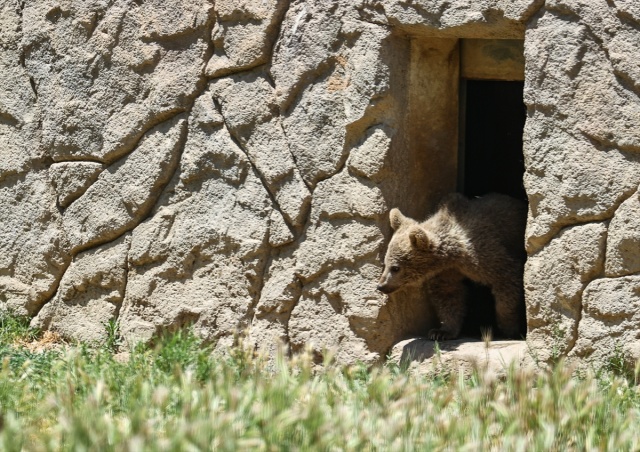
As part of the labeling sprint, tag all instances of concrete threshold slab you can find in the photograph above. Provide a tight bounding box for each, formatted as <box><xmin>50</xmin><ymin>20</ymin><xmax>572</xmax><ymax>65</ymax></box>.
<box><xmin>389</xmin><ymin>337</ymin><xmax>530</xmax><ymax>378</ymax></box>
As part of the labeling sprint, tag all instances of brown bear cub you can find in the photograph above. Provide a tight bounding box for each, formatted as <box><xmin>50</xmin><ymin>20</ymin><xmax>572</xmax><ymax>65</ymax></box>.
<box><xmin>377</xmin><ymin>193</ymin><xmax>527</xmax><ymax>340</ymax></box>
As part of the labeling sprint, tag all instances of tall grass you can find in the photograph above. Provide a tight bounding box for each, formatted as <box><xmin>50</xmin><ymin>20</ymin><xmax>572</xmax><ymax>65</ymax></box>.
<box><xmin>0</xmin><ymin>315</ymin><xmax>640</xmax><ymax>450</ymax></box>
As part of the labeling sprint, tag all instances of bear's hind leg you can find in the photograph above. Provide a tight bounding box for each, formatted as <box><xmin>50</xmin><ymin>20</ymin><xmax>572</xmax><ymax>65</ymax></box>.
<box><xmin>427</xmin><ymin>270</ymin><xmax>467</xmax><ymax>341</ymax></box>
<box><xmin>492</xmin><ymin>281</ymin><xmax>525</xmax><ymax>339</ymax></box>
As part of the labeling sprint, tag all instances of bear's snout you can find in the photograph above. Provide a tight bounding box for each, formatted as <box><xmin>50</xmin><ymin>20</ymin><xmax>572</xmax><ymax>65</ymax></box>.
<box><xmin>376</xmin><ymin>284</ymin><xmax>394</xmax><ymax>294</ymax></box>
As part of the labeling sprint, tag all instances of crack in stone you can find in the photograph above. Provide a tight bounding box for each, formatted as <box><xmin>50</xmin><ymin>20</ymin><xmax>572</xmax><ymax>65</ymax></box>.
<box><xmin>100</xmin><ymin>105</ymin><xmax>190</xmax><ymax>165</ymax></box>
<box><xmin>28</xmin><ymin>77</ymin><xmax>37</xmax><ymax>98</ymax></box>
<box><xmin>112</xmin><ymin>235</ymin><xmax>132</xmax><ymax>321</ymax></box>
<box><xmin>14</xmin><ymin>1</ymin><xmax>27</xmax><ymax>68</ymax></box>
<box><xmin>278</xmin><ymin>53</ymin><xmax>337</xmax><ymax>116</ymax></box>
<box><xmin>212</xmin><ymin>97</ymin><xmax>293</xmax><ymax>232</ymax></box>
<box><xmin>543</xmin><ymin>5</ymin><xmax>640</xmax><ymax>123</ymax></box>
<box><xmin>11</xmin><ymin>0</ymin><xmax>35</xmax><ymax>103</ymax></box>
<box><xmin>529</xmin><ymin>173</ymin><xmax>640</xmax><ymax>255</ymax></box>
<box><xmin>615</xmin><ymin>5</ymin><xmax>640</xmax><ymax>29</ymax></box>
<box><xmin>85</xmin><ymin>8</ymin><xmax>106</xmax><ymax>42</ymax></box>
<box><xmin>209</xmin><ymin>62</ymin><xmax>269</xmax><ymax>80</ymax></box>
<box><xmin>270</xmin><ymin>0</ymin><xmax>292</xmax><ymax>60</ymax></box>
<box><xmin>529</xmin><ymin>104</ymin><xmax>640</xmax><ymax>161</ymax></box>
<box><xmin>564</xmin><ymin>280</ymin><xmax>597</xmax><ymax>359</ymax></box>
<box><xmin>263</xmin><ymin>35</ymin><xmax>315</xmax><ymax>198</ymax></box>
<box><xmin>14</xmin><ymin>0</ymin><xmax>26</xmax><ymax>14</ymax></box>
<box><xmin>565</xmin><ymin>221</ymin><xmax>609</xmax><ymax>356</ymax></box>
<box><xmin>108</xmin><ymin>9</ymin><xmax>218</xmax><ymax>328</ymax></box>
<box><xmin>13</xmin><ymin>0</ymin><xmax>25</xmax><ymax>39</ymax></box>
<box><xmin>106</xmin><ymin>15</ymin><xmax>218</xmax><ymax>321</ymax></box>
<box><xmin>274</xmin><ymin>104</ymin><xmax>314</xmax><ymax>195</ymax></box>
<box><xmin>282</xmin><ymin>278</ymin><xmax>303</xmax><ymax>357</ymax></box>
<box><xmin>298</xmin><ymin>244</ymin><xmax>382</xmax><ymax>286</ymax></box>
<box><xmin>33</xmin><ymin>112</ymin><xmax>190</xmax><ymax>323</ymax></box>
<box><xmin>578</xmin><ymin>15</ymin><xmax>640</xmax><ymax>104</ymax></box>
<box><xmin>259</xmin><ymin>13</ymin><xmax>308</xmax><ymax>189</ymax></box>
<box><xmin>311</xmin><ymin>156</ymin><xmax>349</xmax><ymax>192</ymax></box>
<box><xmin>355</xmin><ymin>6</ymin><xmax>390</xmax><ymax>28</ymax></box>
<box><xmin>535</xmin><ymin>218</ymin><xmax>610</xmax><ymax>358</ymax></box>
<box><xmin>27</xmin><ymin>256</ymin><xmax>71</xmax><ymax>320</ymax></box>
<box><xmin>565</xmin><ymin>183</ymin><xmax>638</xmax><ymax>357</ymax></box>
<box><xmin>521</xmin><ymin>0</ymin><xmax>547</xmax><ymax>23</ymax></box>
<box><xmin>312</xmin><ymin>96</ymin><xmax>392</xmax><ymax>191</ymax></box>
<box><xmin>205</xmin><ymin>0</ymin><xmax>291</xmax><ymax>80</ymax></box>
<box><xmin>246</xmin><ymin>240</ymin><xmax>273</xmax><ymax>331</ymax></box>
<box><xmin>105</xmin><ymin>6</ymin><xmax>126</xmax><ymax>58</ymax></box>
<box><xmin>205</xmin><ymin>59</ymin><xmax>267</xmax><ymax>80</ymax></box>
<box><xmin>277</xmin><ymin>55</ymin><xmax>352</xmax><ymax>191</ymax></box>
<box><xmin>58</xmin><ymin>109</ymin><xmax>188</xmax><ymax>217</ymax></box>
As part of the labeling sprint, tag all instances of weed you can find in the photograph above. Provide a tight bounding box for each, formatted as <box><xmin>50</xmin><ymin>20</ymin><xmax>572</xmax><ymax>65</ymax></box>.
<box><xmin>102</xmin><ymin>319</ymin><xmax>121</xmax><ymax>352</ymax></box>
<box><xmin>601</xmin><ymin>341</ymin><xmax>639</xmax><ymax>383</ymax></box>
<box><xmin>0</xmin><ymin>317</ymin><xmax>640</xmax><ymax>449</ymax></box>
<box><xmin>0</xmin><ymin>313</ymin><xmax>39</xmax><ymax>346</ymax></box>
<box><xmin>525</xmin><ymin>337</ymin><xmax>542</xmax><ymax>369</ymax></box>
<box><xmin>550</xmin><ymin>323</ymin><xmax>567</xmax><ymax>364</ymax></box>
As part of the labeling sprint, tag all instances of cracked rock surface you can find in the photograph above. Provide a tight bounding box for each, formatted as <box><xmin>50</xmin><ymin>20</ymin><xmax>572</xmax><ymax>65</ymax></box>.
<box><xmin>1</xmin><ymin>0</ymin><xmax>639</xmax><ymax>368</ymax></box>
<box><xmin>524</xmin><ymin>0</ymin><xmax>640</xmax><ymax>368</ymax></box>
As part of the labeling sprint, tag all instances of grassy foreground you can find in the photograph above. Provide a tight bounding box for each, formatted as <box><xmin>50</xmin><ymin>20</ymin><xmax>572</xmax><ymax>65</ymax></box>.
<box><xmin>1</xmin><ymin>316</ymin><xmax>640</xmax><ymax>450</ymax></box>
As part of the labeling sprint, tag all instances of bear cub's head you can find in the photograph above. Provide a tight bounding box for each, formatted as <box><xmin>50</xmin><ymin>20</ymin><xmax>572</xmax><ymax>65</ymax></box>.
<box><xmin>377</xmin><ymin>208</ymin><xmax>445</xmax><ymax>294</ymax></box>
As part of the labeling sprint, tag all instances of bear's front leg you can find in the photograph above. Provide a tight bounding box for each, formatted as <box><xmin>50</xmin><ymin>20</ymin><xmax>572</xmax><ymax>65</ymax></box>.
<box><xmin>426</xmin><ymin>270</ymin><xmax>466</xmax><ymax>341</ymax></box>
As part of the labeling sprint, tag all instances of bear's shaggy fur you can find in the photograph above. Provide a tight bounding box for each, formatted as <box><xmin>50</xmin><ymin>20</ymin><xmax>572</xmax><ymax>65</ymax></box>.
<box><xmin>377</xmin><ymin>193</ymin><xmax>527</xmax><ymax>340</ymax></box>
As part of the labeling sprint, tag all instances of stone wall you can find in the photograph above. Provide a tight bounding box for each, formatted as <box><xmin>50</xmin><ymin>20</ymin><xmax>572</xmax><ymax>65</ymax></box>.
<box><xmin>1</xmin><ymin>0</ymin><xmax>639</xmax><ymax>368</ymax></box>
<box><xmin>524</xmin><ymin>0</ymin><xmax>640</xmax><ymax>367</ymax></box>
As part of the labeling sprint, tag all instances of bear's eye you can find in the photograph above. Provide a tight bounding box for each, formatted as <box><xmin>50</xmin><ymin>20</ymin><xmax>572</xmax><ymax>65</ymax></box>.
<box><xmin>390</xmin><ymin>265</ymin><xmax>400</xmax><ymax>273</ymax></box>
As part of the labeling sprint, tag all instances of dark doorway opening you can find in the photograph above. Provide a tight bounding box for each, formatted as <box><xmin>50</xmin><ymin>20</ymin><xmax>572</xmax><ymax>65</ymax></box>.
<box><xmin>458</xmin><ymin>79</ymin><xmax>527</xmax><ymax>339</ymax></box>
<box><xmin>459</xmin><ymin>80</ymin><xmax>526</xmax><ymax>201</ymax></box>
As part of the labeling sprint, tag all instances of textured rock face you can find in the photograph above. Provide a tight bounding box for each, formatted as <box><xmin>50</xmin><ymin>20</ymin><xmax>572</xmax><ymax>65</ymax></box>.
<box><xmin>523</xmin><ymin>0</ymin><xmax>640</xmax><ymax>368</ymax></box>
<box><xmin>525</xmin><ymin>223</ymin><xmax>607</xmax><ymax>363</ymax></box>
<box><xmin>1</xmin><ymin>0</ymin><xmax>639</xmax><ymax>368</ymax></box>
<box><xmin>32</xmin><ymin>234</ymin><xmax>131</xmax><ymax>343</ymax></box>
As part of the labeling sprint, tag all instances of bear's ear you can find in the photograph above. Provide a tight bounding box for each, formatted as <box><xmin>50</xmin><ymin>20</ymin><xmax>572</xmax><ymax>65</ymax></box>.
<box><xmin>389</xmin><ymin>208</ymin><xmax>407</xmax><ymax>231</ymax></box>
<box><xmin>408</xmin><ymin>226</ymin><xmax>435</xmax><ymax>250</ymax></box>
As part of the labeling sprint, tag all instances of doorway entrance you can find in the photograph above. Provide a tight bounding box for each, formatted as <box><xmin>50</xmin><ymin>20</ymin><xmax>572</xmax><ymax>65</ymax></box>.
<box><xmin>457</xmin><ymin>40</ymin><xmax>527</xmax><ymax>337</ymax></box>
<box><xmin>395</xmin><ymin>37</ymin><xmax>528</xmax><ymax>340</ymax></box>
<box><xmin>459</xmin><ymin>80</ymin><xmax>526</xmax><ymax>201</ymax></box>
